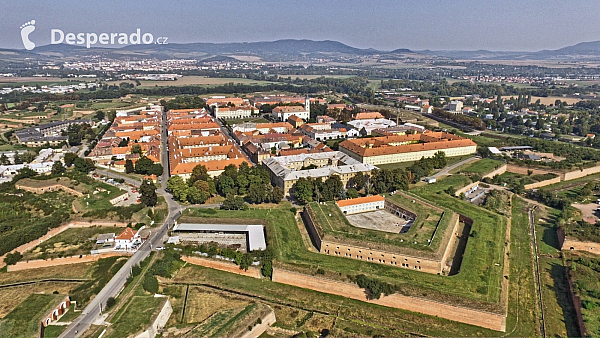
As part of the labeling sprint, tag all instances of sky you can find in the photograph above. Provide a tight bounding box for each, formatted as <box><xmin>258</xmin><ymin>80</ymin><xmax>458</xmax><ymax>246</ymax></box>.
<box><xmin>1</xmin><ymin>0</ymin><xmax>600</xmax><ymax>51</ymax></box>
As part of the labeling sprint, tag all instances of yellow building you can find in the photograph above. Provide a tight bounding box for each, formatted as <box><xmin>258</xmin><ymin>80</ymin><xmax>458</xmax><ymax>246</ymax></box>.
<box><xmin>338</xmin><ymin>131</ymin><xmax>476</xmax><ymax>165</ymax></box>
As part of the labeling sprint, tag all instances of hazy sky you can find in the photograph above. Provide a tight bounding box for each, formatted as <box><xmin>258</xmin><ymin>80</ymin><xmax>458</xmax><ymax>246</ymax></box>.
<box><xmin>1</xmin><ymin>0</ymin><xmax>600</xmax><ymax>51</ymax></box>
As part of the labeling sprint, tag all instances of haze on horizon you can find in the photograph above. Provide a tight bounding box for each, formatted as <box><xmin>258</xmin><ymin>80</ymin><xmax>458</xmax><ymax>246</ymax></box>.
<box><xmin>1</xmin><ymin>0</ymin><xmax>599</xmax><ymax>52</ymax></box>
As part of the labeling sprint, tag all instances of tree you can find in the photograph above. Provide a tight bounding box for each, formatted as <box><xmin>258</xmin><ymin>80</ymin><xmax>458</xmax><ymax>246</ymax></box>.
<box><xmin>0</xmin><ymin>154</ymin><xmax>9</xmax><ymax>165</ymax></box>
<box><xmin>193</xmin><ymin>180</ymin><xmax>210</xmax><ymax>194</ymax></box>
<box><xmin>187</xmin><ymin>186</ymin><xmax>208</xmax><ymax>204</ymax></box>
<box><xmin>139</xmin><ymin>179</ymin><xmax>158</xmax><ymax>206</ymax></box>
<box><xmin>125</xmin><ymin>159</ymin><xmax>134</xmax><ymax>174</ymax></box>
<box><xmin>189</xmin><ymin>165</ymin><xmax>209</xmax><ymax>185</ymax></box>
<box><xmin>106</xmin><ymin>296</ymin><xmax>116</xmax><ymax>309</ymax></box>
<box><xmin>118</xmin><ymin>138</ymin><xmax>129</xmax><ymax>147</ymax></box>
<box><xmin>3</xmin><ymin>251</ymin><xmax>22</xmax><ymax>265</ymax></box>
<box><xmin>272</xmin><ymin>186</ymin><xmax>284</xmax><ymax>203</ymax></box>
<box><xmin>74</xmin><ymin>157</ymin><xmax>95</xmax><ymax>173</ymax></box>
<box><xmin>238</xmin><ymin>252</ymin><xmax>254</xmax><ymax>271</ymax></box>
<box><xmin>63</xmin><ymin>152</ymin><xmax>78</xmax><ymax>167</ymax></box>
<box><xmin>51</xmin><ymin>161</ymin><xmax>66</xmax><ymax>175</ymax></box>
<box><xmin>246</xmin><ymin>184</ymin><xmax>266</xmax><ymax>204</ymax></box>
<box><xmin>352</xmin><ymin>172</ymin><xmax>366</xmax><ymax>191</ymax></box>
<box><xmin>294</xmin><ymin>178</ymin><xmax>313</xmax><ymax>204</ymax></box>
<box><xmin>221</xmin><ymin>194</ymin><xmax>246</xmax><ymax>210</ymax></box>
<box><xmin>20</xmin><ymin>151</ymin><xmax>35</xmax><ymax>163</ymax></box>
<box><xmin>347</xmin><ymin>188</ymin><xmax>359</xmax><ymax>199</ymax></box>
<box><xmin>167</xmin><ymin>175</ymin><xmax>189</xmax><ymax>202</ymax></box>
<box><xmin>142</xmin><ymin>274</ymin><xmax>159</xmax><ymax>294</ymax></box>
<box><xmin>322</xmin><ymin>176</ymin><xmax>343</xmax><ymax>201</ymax></box>
<box><xmin>217</xmin><ymin>175</ymin><xmax>236</xmax><ymax>196</ymax></box>
<box><xmin>131</xmin><ymin>144</ymin><xmax>142</xmax><ymax>155</ymax></box>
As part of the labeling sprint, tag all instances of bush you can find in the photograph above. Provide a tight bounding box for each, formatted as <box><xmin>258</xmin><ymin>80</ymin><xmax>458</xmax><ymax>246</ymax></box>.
<box><xmin>3</xmin><ymin>251</ymin><xmax>22</xmax><ymax>265</ymax></box>
<box><xmin>106</xmin><ymin>297</ymin><xmax>116</xmax><ymax>309</ymax></box>
<box><xmin>142</xmin><ymin>274</ymin><xmax>159</xmax><ymax>294</ymax></box>
<box><xmin>261</xmin><ymin>261</ymin><xmax>272</xmax><ymax>278</ymax></box>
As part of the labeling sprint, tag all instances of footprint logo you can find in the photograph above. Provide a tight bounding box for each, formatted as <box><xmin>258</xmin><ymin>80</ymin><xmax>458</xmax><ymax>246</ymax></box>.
<box><xmin>20</xmin><ymin>20</ymin><xmax>36</xmax><ymax>51</ymax></box>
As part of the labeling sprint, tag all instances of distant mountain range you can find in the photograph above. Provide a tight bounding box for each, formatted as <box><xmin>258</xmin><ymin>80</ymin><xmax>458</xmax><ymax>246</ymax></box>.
<box><xmin>2</xmin><ymin>39</ymin><xmax>600</xmax><ymax>62</ymax></box>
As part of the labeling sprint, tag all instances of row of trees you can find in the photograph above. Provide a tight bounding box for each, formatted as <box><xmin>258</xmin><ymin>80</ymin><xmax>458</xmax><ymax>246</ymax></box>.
<box><xmin>167</xmin><ymin>162</ymin><xmax>283</xmax><ymax>205</ymax></box>
<box><xmin>125</xmin><ymin>156</ymin><xmax>163</xmax><ymax>176</ymax></box>
<box><xmin>292</xmin><ymin>152</ymin><xmax>448</xmax><ymax>204</ymax></box>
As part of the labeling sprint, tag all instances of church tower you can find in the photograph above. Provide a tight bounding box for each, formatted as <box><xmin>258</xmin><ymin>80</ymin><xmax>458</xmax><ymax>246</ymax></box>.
<box><xmin>305</xmin><ymin>95</ymin><xmax>310</xmax><ymax>113</ymax></box>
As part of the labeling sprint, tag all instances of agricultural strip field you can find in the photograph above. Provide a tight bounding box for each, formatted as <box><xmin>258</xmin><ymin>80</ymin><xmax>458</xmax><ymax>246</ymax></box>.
<box><xmin>180</xmin><ymin>188</ymin><xmax>507</xmax><ymax>313</ymax></box>
<box><xmin>106</xmin><ymin>76</ymin><xmax>276</xmax><ymax>88</ymax></box>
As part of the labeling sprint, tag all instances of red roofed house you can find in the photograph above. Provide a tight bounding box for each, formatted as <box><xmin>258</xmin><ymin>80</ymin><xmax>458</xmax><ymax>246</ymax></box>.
<box><xmin>336</xmin><ymin>195</ymin><xmax>385</xmax><ymax>215</ymax></box>
<box><xmin>115</xmin><ymin>227</ymin><xmax>141</xmax><ymax>250</ymax></box>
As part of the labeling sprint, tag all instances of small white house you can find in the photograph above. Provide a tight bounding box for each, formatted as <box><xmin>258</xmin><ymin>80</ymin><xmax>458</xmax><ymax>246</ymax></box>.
<box><xmin>424</xmin><ymin>177</ymin><xmax>437</xmax><ymax>184</ymax></box>
<box><xmin>336</xmin><ymin>195</ymin><xmax>385</xmax><ymax>215</ymax></box>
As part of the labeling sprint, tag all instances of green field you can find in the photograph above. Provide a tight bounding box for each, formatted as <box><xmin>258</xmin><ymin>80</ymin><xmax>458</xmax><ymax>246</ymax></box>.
<box><xmin>567</xmin><ymin>253</ymin><xmax>600</xmax><ymax>336</ymax></box>
<box><xmin>180</xmin><ymin>187</ymin><xmax>507</xmax><ymax>313</ymax></box>
<box><xmin>107</xmin><ymin>76</ymin><xmax>276</xmax><ymax>88</ymax></box>
<box><xmin>453</xmin><ymin>158</ymin><xmax>504</xmax><ymax>175</ymax></box>
<box><xmin>22</xmin><ymin>226</ymin><xmax>124</xmax><ymax>260</ymax></box>
<box><xmin>0</xmin><ymin>293</ymin><xmax>66</xmax><ymax>338</ymax></box>
<box><xmin>106</xmin><ymin>295</ymin><xmax>165</xmax><ymax>338</ymax></box>
<box><xmin>308</xmin><ymin>193</ymin><xmax>451</xmax><ymax>254</ymax></box>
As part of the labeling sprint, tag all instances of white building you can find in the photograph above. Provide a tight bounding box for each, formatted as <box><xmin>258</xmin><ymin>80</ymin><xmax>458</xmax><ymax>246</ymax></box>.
<box><xmin>214</xmin><ymin>105</ymin><xmax>254</xmax><ymax>119</ymax></box>
<box><xmin>336</xmin><ymin>195</ymin><xmax>386</xmax><ymax>215</ymax></box>
<box><xmin>347</xmin><ymin>119</ymin><xmax>397</xmax><ymax>136</ymax></box>
<box><xmin>271</xmin><ymin>97</ymin><xmax>310</xmax><ymax>121</ymax></box>
<box><xmin>114</xmin><ymin>227</ymin><xmax>141</xmax><ymax>251</ymax></box>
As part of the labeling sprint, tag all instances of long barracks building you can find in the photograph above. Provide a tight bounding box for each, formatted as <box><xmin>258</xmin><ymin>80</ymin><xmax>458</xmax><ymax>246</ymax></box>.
<box><xmin>338</xmin><ymin>131</ymin><xmax>477</xmax><ymax>165</ymax></box>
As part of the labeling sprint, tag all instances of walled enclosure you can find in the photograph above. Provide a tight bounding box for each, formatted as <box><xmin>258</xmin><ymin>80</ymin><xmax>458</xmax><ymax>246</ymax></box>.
<box><xmin>303</xmin><ymin>196</ymin><xmax>462</xmax><ymax>275</ymax></box>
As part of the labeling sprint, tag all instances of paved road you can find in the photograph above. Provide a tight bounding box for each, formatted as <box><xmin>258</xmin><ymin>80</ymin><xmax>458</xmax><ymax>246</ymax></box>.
<box><xmin>430</xmin><ymin>156</ymin><xmax>479</xmax><ymax>179</ymax></box>
<box><xmin>59</xmin><ymin>108</ymin><xmax>181</xmax><ymax>338</ymax></box>
<box><xmin>215</xmin><ymin>117</ymin><xmax>253</xmax><ymax>164</ymax></box>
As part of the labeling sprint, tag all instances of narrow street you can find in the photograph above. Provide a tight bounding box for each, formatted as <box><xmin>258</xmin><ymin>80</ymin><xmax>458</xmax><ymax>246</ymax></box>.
<box><xmin>59</xmin><ymin>108</ymin><xmax>182</xmax><ymax>338</ymax></box>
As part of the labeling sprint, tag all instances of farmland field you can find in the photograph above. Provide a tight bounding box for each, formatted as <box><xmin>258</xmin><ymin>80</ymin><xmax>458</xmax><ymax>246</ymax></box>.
<box><xmin>106</xmin><ymin>76</ymin><xmax>275</xmax><ymax>88</ymax></box>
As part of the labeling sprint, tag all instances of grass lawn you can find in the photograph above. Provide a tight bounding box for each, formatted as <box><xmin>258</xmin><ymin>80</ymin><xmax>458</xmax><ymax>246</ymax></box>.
<box><xmin>172</xmin><ymin>264</ymin><xmax>508</xmax><ymax>337</ymax></box>
<box><xmin>452</xmin><ymin>158</ymin><xmax>504</xmax><ymax>175</ymax></box>
<box><xmin>22</xmin><ymin>226</ymin><xmax>124</xmax><ymax>260</ymax></box>
<box><xmin>180</xmin><ymin>190</ymin><xmax>506</xmax><ymax>312</ymax></box>
<box><xmin>540</xmin><ymin>172</ymin><xmax>600</xmax><ymax>198</ymax></box>
<box><xmin>73</xmin><ymin>180</ymin><xmax>127</xmax><ymax>213</ymax></box>
<box><xmin>502</xmin><ymin>197</ymin><xmax>538</xmax><ymax>337</ymax></box>
<box><xmin>105</xmin><ymin>295</ymin><xmax>165</xmax><ymax>338</ymax></box>
<box><xmin>0</xmin><ymin>293</ymin><xmax>66</xmax><ymax>338</ymax></box>
<box><xmin>566</xmin><ymin>252</ymin><xmax>600</xmax><ymax>336</ymax></box>
<box><xmin>0</xmin><ymin>262</ymin><xmax>93</xmax><ymax>285</ymax></box>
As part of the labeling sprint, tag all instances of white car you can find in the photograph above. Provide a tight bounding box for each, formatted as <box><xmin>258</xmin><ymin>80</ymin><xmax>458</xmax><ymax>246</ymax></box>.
<box><xmin>155</xmin><ymin>246</ymin><xmax>165</xmax><ymax>251</ymax></box>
